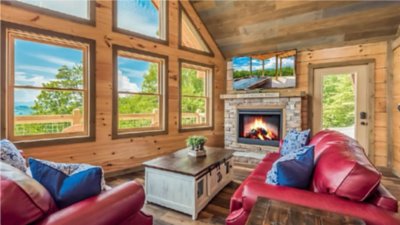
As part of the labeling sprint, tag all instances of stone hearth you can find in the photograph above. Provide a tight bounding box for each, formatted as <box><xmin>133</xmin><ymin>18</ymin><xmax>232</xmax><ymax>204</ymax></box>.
<box><xmin>221</xmin><ymin>92</ymin><xmax>303</xmax><ymax>153</ymax></box>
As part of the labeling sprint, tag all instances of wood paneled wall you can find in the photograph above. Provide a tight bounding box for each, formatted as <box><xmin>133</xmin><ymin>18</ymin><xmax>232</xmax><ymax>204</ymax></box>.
<box><xmin>227</xmin><ymin>42</ymin><xmax>391</xmax><ymax>167</ymax></box>
<box><xmin>392</xmin><ymin>36</ymin><xmax>400</xmax><ymax>175</ymax></box>
<box><xmin>0</xmin><ymin>0</ymin><xmax>226</xmax><ymax>174</ymax></box>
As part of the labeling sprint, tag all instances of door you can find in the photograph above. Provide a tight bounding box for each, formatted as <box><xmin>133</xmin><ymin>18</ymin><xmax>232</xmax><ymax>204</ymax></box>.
<box><xmin>313</xmin><ymin>65</ymin><xmax>372</xmax><ymax>155</ymax></box>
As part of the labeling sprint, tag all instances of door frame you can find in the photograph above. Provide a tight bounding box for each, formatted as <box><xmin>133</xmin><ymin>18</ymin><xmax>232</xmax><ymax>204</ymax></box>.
<box><xmin>308</xmin><ymin>59</ymin><xmax>375</xmax><ymax>162</ymax></box>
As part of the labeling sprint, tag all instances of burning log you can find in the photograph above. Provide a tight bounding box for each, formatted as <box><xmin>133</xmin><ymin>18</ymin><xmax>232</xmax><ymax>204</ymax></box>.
<box><xmin>245</xmin><ymin>127</ymin><xmax>277</xmax><ymax>140</ymax></box>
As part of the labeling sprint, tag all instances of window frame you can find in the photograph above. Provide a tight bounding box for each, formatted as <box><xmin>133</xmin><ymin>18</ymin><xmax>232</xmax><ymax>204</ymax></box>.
<box><xmin>112</xmin><ymin>0</ymin><xmax>169</xmax><ymax>45</ymax></box>
<box><xmin>178</xmin><ymin>3</ymin><xmax>214</xmax><ymax>57</ymax></box>
<box><xmin>178</xmin><ymin>59</ymin><xmax>214</xmax><ymax>132</ymax></box>
<box><xmin>1</xmin><ymin>0</ymin><xmax>96</xmax><ymax>26</ymax></box>
<box><xmin>0</xmin><ymin>21</ymin><xmax>96</xmax><ymax>147</ymax></box>
<box><xmin>112</xmin><ymin>45</ymin><xmax>168</xmax><ymax>139</ymax></box>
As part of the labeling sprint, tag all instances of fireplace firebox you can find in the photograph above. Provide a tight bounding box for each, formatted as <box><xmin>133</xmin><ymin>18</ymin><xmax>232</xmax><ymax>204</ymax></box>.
<box><xmin>237</xmin><ymin>109</ymin><xmax>283</xmax><ymax>147</ymax></box>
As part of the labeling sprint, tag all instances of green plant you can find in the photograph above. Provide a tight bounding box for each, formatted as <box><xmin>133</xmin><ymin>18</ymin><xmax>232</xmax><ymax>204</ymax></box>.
<box><xmin>186</xmin><ymin>135</ymin><xmax>207</xmax><ymax>150</ymax></box>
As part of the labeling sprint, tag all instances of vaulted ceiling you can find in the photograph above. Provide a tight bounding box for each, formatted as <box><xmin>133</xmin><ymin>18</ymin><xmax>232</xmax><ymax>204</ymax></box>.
<box><xmin>191</xmin><ymin>1</ymin><xmax>400</xmax><ymax>58</ymax></box>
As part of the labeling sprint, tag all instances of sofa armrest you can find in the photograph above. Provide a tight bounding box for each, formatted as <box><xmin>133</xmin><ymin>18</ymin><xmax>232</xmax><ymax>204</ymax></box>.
<box><xmin>37</xmin><ymin>181</ymin><xmax>146</xmax><ymax>225</ymax></box>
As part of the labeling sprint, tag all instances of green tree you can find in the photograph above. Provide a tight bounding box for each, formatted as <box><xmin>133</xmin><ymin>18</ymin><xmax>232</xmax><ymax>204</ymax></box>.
<box><xmin>118</xmin><ymin>63</ymin><xmax>158</xmax><ymax>114</ymax></box>
<box><xmin>32</xmin><ymin>65</ymin><xmax>83</xmax><ymax>115</ymax></box>
<box><xmin>322</xmin><ymin>74</ymin><xmax>355</xmax><ymax>128</ymax></box>
<box><xmin>181</xmin><ymin>68</ymin><xmax>206</xmax><ymax>113</ymax></box>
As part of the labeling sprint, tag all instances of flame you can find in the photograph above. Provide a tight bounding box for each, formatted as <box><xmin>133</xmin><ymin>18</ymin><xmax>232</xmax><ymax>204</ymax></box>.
<box><xmin>250</xmin><ymin>118</ymin><xmax>269</xmax><ymax>131</ymax></box>
<box><xmin>243</xmin><ymin>116</ymin><xmax>278</xmax><ymax>141</ymax></box>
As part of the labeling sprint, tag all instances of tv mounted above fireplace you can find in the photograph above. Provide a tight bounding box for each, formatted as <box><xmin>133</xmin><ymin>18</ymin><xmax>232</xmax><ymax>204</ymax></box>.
<box><xmin>237</xmin><ymin>109</ymin><xmax>283</xmax><ymax>147</ymax></box>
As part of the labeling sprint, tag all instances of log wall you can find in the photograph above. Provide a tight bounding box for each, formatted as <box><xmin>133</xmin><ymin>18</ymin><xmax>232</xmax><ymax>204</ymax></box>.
<box><xmin>0</xmin><ymin>0</ymin><xmax>226</xmax><ymax>174</ymax></box>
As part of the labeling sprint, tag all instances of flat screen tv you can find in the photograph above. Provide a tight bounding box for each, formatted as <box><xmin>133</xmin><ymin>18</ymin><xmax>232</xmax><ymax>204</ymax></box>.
<box><xmin>231</xmin><ymin>49</ymin><xmax>296</xmax><ymax>90</ymax></box>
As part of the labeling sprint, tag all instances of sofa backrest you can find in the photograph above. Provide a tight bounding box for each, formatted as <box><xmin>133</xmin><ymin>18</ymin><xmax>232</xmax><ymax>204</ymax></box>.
<box><xmin>310</xmin><ymin>130</ymin><xmax>381</xmax><ymax>201</ymax></box>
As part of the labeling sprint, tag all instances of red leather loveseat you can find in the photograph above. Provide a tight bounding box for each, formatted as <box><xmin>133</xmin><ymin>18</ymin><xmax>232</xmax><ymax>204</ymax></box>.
<box><xmin>226</xmin><ymin>130</ymin><xmax>400</xmax><ymax>225</ymax></box>
<box><xmin>1</xmin><ymin>162</ymin><xmax>152</xmax><ymax>225</ymax></box>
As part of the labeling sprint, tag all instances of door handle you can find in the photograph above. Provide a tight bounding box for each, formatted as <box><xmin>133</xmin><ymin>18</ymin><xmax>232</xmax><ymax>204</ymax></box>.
<box><xmin>361</xmin><ymin>121</ymin><xmax>368</xmax><ymax>126</ymax></box>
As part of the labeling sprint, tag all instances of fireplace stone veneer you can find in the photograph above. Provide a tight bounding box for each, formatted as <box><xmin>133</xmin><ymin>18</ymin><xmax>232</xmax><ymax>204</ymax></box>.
<box><xmin>221</xmin><ymin>92</ymin><xmax>302</xmax><ymax>153</ymax></box>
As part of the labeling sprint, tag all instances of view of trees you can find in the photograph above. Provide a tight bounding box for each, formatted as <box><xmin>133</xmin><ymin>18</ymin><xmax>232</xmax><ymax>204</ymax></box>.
<box><xmin>15</xmin><ymin>65</ymin><xmax>84</xmax><ymax>136</ymax></box>
<box><xmin>181</xmin><ymin>68</ymin><xmax>206</xmax><ymax>113</ymax></box>
<box><xmin>322</xmin><ymin>74</ymin><xmax>355</xmax><ymax>128</ymax></box>
<box><xmin>32</xmin><ymin>65</ymin><xmax>84</xmax><ymax>115</ymax></box>
<box><xmin>233</xmin><ymin>67</ymin><xmax>294</xmax><ymax>79</ymax></box>
<box><xmin>17</xmin><ymin>60</ymin><xmax>208</xmax><ymax>134</ymax></box>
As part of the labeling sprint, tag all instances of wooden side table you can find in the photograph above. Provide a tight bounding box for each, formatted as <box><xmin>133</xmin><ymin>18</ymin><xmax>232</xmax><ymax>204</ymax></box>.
<box><xmin>246</xmin><ymin>197</ymin><xmax>366</xmax><ymax>225</ymax></box>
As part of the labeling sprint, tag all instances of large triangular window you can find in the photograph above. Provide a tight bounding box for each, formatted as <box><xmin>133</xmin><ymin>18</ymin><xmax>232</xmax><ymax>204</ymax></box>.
<box><xmin>180</xmin><ymin>6</ymin><xmax>212</xmax><ymax>55</ymax></box>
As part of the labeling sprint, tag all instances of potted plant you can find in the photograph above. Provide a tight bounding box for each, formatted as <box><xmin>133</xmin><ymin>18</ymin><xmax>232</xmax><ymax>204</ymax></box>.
<box><xmin>186</xmin><ymin>136</ymin><xmax>207</xmax><ymax>157</ymax></box>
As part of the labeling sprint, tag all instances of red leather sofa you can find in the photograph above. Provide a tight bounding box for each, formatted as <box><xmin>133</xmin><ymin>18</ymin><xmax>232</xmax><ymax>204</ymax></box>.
<box><xmin>1</xmin><ymin>162</ymin><xmax>152</xmax><ymax>225</ymax></box>
<box><xmin>226</xmin><ymin>130</ymin><xmax>400</xmax><ymax>225</ymax></box>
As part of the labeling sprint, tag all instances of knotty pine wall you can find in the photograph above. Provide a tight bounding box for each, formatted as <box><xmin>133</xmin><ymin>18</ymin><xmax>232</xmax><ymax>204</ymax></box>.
<box><xmin>0</xmin><ymin>0</ymin><xmax>227</xmax><ymax>174</ymax></box>
<box><xmin>392</xmin><ymin>36</ymin><xmax>400</xmax><ymax>175</ymax></box>
<box><xmin>227</xmin><ymin>41</ymin><xmax>392</xmax><ymax>167</ymax></box>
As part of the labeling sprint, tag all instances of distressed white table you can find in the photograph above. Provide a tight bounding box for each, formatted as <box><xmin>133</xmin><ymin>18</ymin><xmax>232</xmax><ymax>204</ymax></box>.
<box><xmin>143</xmin><ymin>147</ymin><xmax>234</xmax><ymax>220</ymax></box>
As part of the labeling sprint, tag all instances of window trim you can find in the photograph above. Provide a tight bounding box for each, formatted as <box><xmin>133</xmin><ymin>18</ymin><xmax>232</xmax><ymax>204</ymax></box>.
<box><xmin>0</xmin><ymin>21</ymin><xmax>96</xmax><ymax>148</ymax></box>
<box><xmin>178</xmin><ymin>59</ymin><xmax>214</xmax><ymax>132</ymax></box>
<box><xmin>112</xmin><ymin>0</ymin><xmax>169</xmax><ymax>45</ymax></box>
<box><xmin>178</xmin><ymin>3</ymin><xmax>214</xmax><ymax>57</ymax></box>
<box><xmin>112</xmin><ymin>44</ymin><xmax>168</xmax><ymax>139</ymax></box>
<box><xmin>1</xmin><ymin>0</ymin><xmax>96</xmax><ymax>26</ymax></box>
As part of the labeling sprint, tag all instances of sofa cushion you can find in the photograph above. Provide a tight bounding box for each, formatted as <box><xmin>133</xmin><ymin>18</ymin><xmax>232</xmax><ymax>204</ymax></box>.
<box><xmin>280</xmin><ymin>129</ymin><xmax>310</xmax><ymax>156</ymax></box>
<box><xmin>0</xmin><ymin>162</ymin><xmax>56</xmax><ymax>225</ymax></box>
<box><xmin>29</xmin><ymin>158</ymin><xmax>103</xmax><ymax>208</ymax></box>
<box><xmin>1</xmin><ymin>139</ymin><xmax>27</xmax><ymax>172</ymax></box>
<box><xmin>267</xmin><ymin>145</ymin><xmax>314</xmax><ymax>189</ymax></box>
<box><xmin>312</xmin><ymin>143</ymin><xmax>381</xmax><ymax>201</ymax></box>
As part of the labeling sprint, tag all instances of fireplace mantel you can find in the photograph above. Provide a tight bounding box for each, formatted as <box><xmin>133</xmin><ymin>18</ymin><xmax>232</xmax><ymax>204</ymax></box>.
<box><xmin>220</xmin><ymin>91</ymin><xmax>306</xmax><ymax>100</ymax></box>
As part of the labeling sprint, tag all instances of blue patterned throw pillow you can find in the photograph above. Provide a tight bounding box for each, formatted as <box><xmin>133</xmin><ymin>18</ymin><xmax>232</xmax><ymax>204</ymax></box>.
<box><xmin>266</xmin><ymin>145</ymin><xmax>315</xmax><ymax>189</ymax></box>
<box><xmin>29</xmin><ymin>158</ymin><xmax>104</xmax><ymax>208</ymax></box>
<box><xmin>0</xmin><ymin>139</ymin><xmax>26</xmax><ymax>172</ymax></box>
<box><xmin>280</xmin><ymin>129</ymin><xmax>311</xmax><ymax>156</ymax></box>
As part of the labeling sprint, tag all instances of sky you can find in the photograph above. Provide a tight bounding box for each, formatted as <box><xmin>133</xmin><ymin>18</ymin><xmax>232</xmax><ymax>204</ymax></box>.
<box><xmin>18</xmin><ymin>0</ymin><xmax>89</xmax><ymax>19</ymax></box>
<box><xmin>233</xmin><ymin>56</ymin><xmax>295</xmax><ymax>72</ymax></box>
<box><xmin>117</xmin><ymin>0</ymin><xmax>160</xmax><ymax>38</ymax></box>
<box><xmin>117</xmin><ymin>56</ymin><xmax>153</xmax><ymax>93</ymax></box>
<box><xmin>14</xmin><ymin>39</ymin><xmax>83</xmax><ymax>107</ymax></box>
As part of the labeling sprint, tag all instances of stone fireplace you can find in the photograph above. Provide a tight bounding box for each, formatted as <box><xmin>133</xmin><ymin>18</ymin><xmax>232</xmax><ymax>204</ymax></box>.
<box><xmin>221</xmin><ymin>92</ymin><xmax>303</xmax><ymax>153</ymax></box>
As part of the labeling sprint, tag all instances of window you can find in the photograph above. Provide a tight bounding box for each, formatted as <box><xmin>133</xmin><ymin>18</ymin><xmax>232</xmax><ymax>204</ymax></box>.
<box><xmin>179</xmin><ymin>60</ymin><xmax>213</xmax><ymax>131</ymax></box>
<box><xmin>1</xmin><ymin>23</ymin><xmax>95</xmax><ymax>145</ymax></box>
<box><xmin>7</xmin><ymin>0</ymin><xmax>94</xmax><ymax>23</ymax></box>
<box><xmin>113</xmin><ymin>45</ymin><xmax>167</xmax><ymax>138</ymax></box>
<box><xmin>114</xmin><ymin>0</ymin><xmax>167</xmax><ymax>41</ymax></box>
<box><xmin>179</xmin><ymin>4</ymin><xmax>212</xmax><ymax>55</ymax></box>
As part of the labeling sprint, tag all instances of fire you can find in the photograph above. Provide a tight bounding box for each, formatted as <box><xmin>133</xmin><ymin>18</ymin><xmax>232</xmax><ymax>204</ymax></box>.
<box><xmin>244</xmin><ymin>117</ymin><xmax>278</xmax><ymax>141</ymax></box>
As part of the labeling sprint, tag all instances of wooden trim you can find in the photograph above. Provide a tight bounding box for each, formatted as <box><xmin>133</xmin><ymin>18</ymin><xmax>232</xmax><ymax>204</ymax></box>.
<box><xmin>112</xmin><ymin>0</ymin><xmax>169</xmax><ymax>45</ymax></box>
<box><xmin>178</xmin><ymin>58</ymin><xmax>214</xmax><ymax>132</ymax></box>
<box><xmin>386</xmin><ymin>40</ymin><xmax>394</xmax><ymax>168</ymax></box>
<box><xmin>112</xmin><ymin>44</ymin><xmax>168</xmax><ymax>139</ymax></box>
<box><xmin>0</xmin><ymin>21</ymin><xmax>96</xmax><ymax>148</ymax></box>
<box><xmin>1</xmin><ymin>0</ymin><xmax>96</xmax><ymax>26</ymax></box>
<box><xmin>178</xmin><ymin>2</ymin><xmax>214</xmax><ymax>57</ymax></box>
<box><xmin>392</xmin><ymin>35</ymin><xmax>400</xmax><ymax>50</ymax></box>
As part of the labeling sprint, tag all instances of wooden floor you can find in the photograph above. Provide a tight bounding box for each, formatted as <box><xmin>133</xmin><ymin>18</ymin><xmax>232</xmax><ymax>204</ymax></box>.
<box><xmin>106</xmin><ymin>163</ymin><xmax>400</xmax><ymax>225</ymax></box>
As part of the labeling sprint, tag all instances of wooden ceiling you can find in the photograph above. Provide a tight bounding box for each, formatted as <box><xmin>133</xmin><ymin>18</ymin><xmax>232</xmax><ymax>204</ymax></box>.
<box><xmin>191</xmin><ymin>1</ymin><xmax>400</xmax><ymax>58</ymax></box>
